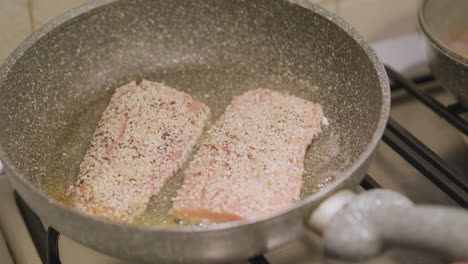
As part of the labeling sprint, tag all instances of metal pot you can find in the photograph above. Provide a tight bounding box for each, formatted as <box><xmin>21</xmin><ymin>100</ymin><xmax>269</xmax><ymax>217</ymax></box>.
<box><xmin>0</xmin><ymin>0</ymin><xmax>467</xmax><ymax>263</ymax></box>
<box><xmin>419</xmin><ymin>0</ymin><xmax>468</xmax><ymax>107</ymax></box>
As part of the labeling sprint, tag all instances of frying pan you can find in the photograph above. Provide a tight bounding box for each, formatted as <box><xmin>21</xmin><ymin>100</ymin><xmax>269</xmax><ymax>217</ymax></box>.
<box><xmin>0</xmin><ymin>0</ymin><xmax>467</xmax><ymax>263</ymax></box>
<box><xmin>419</xmin><ymin>0</ymin><xmax>468</xmax><ymax>107</ymax></box>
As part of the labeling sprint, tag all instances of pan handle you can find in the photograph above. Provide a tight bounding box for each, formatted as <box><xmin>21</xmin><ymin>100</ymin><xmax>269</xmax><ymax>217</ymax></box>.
<box><xmin>308</xmin><ymin>189</ymin><xmax>468</xmax><ymax>262</ymax></box>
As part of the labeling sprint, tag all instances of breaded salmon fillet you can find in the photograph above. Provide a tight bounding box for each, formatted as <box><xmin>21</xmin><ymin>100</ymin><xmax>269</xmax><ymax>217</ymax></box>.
<box><xmin>171</xmin><ymin>89</ymin><xmax>322</xmax><ymax>223</ymax></box>
<box><xmin>69</xmin><ymin>80</ymin><xmax>210</xmax><ymax>222</ymax></box>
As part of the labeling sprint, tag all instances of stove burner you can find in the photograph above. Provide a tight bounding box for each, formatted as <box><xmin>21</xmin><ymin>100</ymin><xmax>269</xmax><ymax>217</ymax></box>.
<box><xmin>386</xmin><ymin>66</ymin><xmax>468</xmax><ymax>135</ymax></box>
<box><xmin>13</xmin><ymin>66</ymin><xmax>468</xmax><ymax>264</ymax></box>
<box><xmin>384</xmin><ymin>67</ymin><xmax>468</xmax><ymax>207</ymax></box>
<box><xmin>248</xmin><ymin>256</ymin><xmax>270</xmax><ymax>264</ymax></box>
<box><xmin>15</xmin><ymin>193</ymin><xmax>61</xmax><ymax>264</ymax></box>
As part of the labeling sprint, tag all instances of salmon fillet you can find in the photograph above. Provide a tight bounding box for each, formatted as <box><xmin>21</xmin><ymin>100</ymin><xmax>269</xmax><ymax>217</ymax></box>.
<box><xmin>171</xmin><ymin>89</ymin><xmax>322</xmax><ymax>223</ymax></box>
<box><xmin>69</xmin><ymin>80</ymin><xmax>210</xmax><ymax>222</ymax></box>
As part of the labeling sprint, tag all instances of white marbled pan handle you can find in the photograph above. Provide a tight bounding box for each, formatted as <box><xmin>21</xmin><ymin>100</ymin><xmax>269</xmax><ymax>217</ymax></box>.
<box><xmin>309</xmin><ymin>189</ymin><xmax>468</xmax><ymax>262</ymax></box>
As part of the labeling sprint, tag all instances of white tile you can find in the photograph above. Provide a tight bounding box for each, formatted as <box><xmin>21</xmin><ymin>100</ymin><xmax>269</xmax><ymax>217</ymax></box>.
<box><xmin>319</xmin><ymin>0</ymin><xmax>338</xmax><ymax>13</ymax></box>
<box><xmin>0</xmin><ymin>0</ymin><xmax>31</xmax><ymax>64</ymax></box>
<box><xmin>307</xmin><ymin>0</ymin><xmax>338</xmax><ymax>13</ymax></box>
<box><xmin>31</xmin><ymin>0</ymin><xmax>90</xmax><ymax>30</ymax></box>
<box><xmin>337</xmin><ymin>0</ymin><xmax>422</xmax><ymax>41</ymax></box>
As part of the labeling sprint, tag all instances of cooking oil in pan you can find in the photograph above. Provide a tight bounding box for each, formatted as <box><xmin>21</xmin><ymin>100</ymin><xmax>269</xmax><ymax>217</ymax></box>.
<box><xmin>45</xmin><ymin>64</ymin><xmax>346</xmax><ymax>227</ymax></box>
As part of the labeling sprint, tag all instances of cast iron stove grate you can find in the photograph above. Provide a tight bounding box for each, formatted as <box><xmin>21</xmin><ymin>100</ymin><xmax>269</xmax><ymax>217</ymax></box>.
<box><xmin>14</xmin><ymin>65</ymin><xmax>468</xmax><ymax>264</ymax></box>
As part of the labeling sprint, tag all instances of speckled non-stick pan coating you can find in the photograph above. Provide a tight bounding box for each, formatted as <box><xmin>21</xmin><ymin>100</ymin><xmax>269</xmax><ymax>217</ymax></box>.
<box><xmin>0</xmin><ymin>0</ymin><xmax>389</xmax><ymax>262</ymax></box>
<box><xmin>419</xmin><ymin>0</ymin><xmax>468</xmax><ymax>107</ymax></box>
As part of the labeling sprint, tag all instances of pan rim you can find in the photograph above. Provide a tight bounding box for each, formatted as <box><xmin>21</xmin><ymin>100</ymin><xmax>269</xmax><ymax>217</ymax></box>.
<box><xmin>0</xmin><ymin>0</ymin><xmax>390</xmax><ymax>233</ymax></box>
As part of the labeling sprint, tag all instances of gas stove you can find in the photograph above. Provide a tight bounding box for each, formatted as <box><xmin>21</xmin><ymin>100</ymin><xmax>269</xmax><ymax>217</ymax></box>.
<box><xmin>0</xmin><ymin>33</ymin><xmax>467</xmax><ymax>264</ymax></box>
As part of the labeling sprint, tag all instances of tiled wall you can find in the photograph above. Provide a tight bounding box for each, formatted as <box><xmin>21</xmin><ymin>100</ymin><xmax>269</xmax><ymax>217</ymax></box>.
<box><xmin>315</xmin><ymin>0</ymin><xmax>422</xmax><ymax>41</ymax></box>
<box><xmin>0</xmin><ymin>0</ymin><xmax>90</xmax><ymax>63</ymax></box>
<box><xmin>0</xmin><ymin>0</ymin><xmax>422</xmax><ymax>64</ymax></box>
